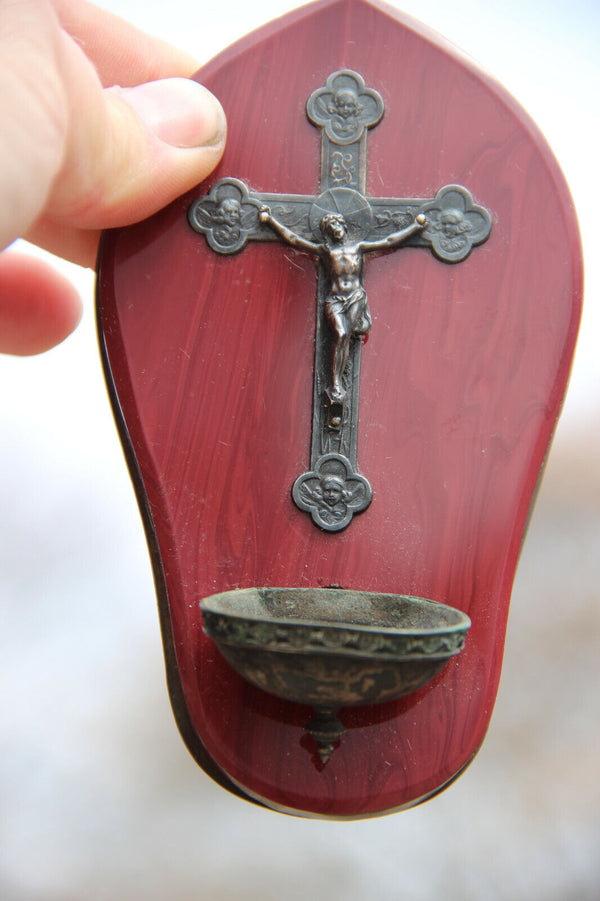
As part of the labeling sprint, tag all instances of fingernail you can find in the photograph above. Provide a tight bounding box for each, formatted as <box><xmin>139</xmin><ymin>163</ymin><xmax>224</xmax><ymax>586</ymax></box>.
<box><xmin>117</xmin><ymin>77</ymin><xmax>225</xmax><ymax>148</ymax></box>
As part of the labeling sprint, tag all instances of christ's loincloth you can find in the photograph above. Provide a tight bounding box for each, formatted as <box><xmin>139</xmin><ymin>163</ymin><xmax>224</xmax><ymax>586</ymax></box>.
<box><xmin>325</xmin><ymin>286</ymin><xmax>372</xmax><ymax>336</ymax></box>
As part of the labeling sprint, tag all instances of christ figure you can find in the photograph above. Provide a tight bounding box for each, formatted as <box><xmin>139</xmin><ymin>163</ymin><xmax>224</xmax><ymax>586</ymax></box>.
<box><xmin>258</xmin><ymin>205</ymin><xmax>428</xmax><ymax>402</ymax></box>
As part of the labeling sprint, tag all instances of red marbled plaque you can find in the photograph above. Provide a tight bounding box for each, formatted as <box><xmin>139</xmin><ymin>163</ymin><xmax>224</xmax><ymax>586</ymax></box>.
<box><xmin>97</xmin><ymin>0</ymin><xmax>582</xmax><ymax>817</ymax></box>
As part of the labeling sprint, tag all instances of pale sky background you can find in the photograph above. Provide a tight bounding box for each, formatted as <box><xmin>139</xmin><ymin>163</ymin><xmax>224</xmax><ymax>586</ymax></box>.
<box><xmin>1</xmin><ymin>2</ymin><xmax>598</xmax><ymax>900</ymax></box>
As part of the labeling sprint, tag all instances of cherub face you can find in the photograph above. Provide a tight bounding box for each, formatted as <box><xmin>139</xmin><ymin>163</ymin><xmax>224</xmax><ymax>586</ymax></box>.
<box><xmin>320</xmin><ymin>476</ymin><xmax>344</xmax><ymax>506</ymax></box>
<box><xmin>333</xmin><ymin>89</ymin><xmax>359</xmax><ymax>119</ymax></box>
<box><xmin>215</xmin><ymin>197</ymin><xmax>241</xmax><ymax>226</ymax></box>
<box><xmin>440</xmin><ymin>209</ymin><xmax>463</xmax><ymax>237</ymax></box>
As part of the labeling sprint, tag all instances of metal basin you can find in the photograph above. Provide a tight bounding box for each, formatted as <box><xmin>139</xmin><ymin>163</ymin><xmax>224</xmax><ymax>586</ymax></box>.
<box><xmin>201</xmin><ymin>587</ymin><xmax>470</xmax><ymax>762</ymax></box>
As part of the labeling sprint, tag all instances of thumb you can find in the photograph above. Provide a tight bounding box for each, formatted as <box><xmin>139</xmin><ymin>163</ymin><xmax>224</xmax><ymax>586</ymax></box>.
<box><xmin>0</xmin><ymin>0</ymin><xmax>225</xmax><ymax>355</ymax></box>
<box><xmin>0</xmin><ymin>0</ymin><xmax>225</xmax><ymax>251</ymax></box>
<box><xmin>47</xmin><ymin>75</ymin><xmax>226</xmax><ymax>231</ymax></box>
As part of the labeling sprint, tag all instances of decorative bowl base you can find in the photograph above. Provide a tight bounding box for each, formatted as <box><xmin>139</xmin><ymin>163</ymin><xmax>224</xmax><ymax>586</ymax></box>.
<box><xmin>201</xmin><ymin>587</ymin><xmax>471</xmax><ymax>761</ymax></box>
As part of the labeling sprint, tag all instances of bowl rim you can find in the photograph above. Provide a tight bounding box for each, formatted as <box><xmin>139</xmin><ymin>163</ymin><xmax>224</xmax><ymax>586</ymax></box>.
<box><xmin>200</xmin><ymin>587</ymin><xmax>471</xmax><ymax>660</ymax></box>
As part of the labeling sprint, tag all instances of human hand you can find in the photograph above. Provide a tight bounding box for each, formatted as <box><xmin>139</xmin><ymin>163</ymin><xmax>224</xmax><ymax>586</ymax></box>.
<box><xmin>416</xmin><ymin>214</ymin><xmax>428</xmax><ymax>228</ymax></box>
<box><xmin>0</xmin><ymin>0</ymin><xmax>226</xmax><ymax>355</ymax></box>
<box><xmin>258</xmin><ymin>204</ymin><xmax>272</xmax><ymax>223</ymax></box>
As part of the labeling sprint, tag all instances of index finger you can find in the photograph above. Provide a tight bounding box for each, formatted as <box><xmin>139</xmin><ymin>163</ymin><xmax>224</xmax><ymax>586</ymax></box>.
<box><xmin>52</xmin><ymin>0</ymin><xmax>201</xmax><ymax>87</ymax></box>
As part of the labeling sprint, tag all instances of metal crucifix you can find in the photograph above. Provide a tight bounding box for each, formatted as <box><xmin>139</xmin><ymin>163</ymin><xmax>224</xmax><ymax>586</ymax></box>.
<box><xmin>188</xmin><ymin>69</ymin><xmax>492</xmax><ymax>531</ymax></box>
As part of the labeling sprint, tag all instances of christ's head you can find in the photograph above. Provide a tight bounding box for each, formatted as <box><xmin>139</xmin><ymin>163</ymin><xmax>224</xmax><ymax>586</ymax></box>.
<box><xmin>321</xmin><ymin>213</ymin><xmax>347</xmax><ymax>243</ymax></box>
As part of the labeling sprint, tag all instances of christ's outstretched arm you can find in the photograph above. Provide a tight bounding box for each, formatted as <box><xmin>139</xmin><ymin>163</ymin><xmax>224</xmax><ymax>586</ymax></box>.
<box><xmin>358</xmin><ymin>213</ymin><xmax>428</xmax><ymax>253</ymax></box>
<box><xmin>259</xmin><ymin>205</ymin><xmax>322</xmax><ymax>255</ymax></box>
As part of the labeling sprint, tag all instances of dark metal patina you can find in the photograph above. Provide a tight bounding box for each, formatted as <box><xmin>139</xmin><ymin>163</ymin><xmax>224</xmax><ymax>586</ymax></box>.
<box><xmin>188</xmin><ymin>70</ymin><xmax>492</xmax><ymax>531</ymax></box>
<box><xmin>201</xmin><ymin>587</ymin><xmax>471</xmax><ymax>763</ymax></box>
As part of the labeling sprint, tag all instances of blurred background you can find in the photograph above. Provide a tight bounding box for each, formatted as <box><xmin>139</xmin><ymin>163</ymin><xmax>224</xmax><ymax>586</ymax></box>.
<box><xmin>1</xmin><ymin>1</ymin><xmax>598</xmax><ymax>898</ymax></box>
